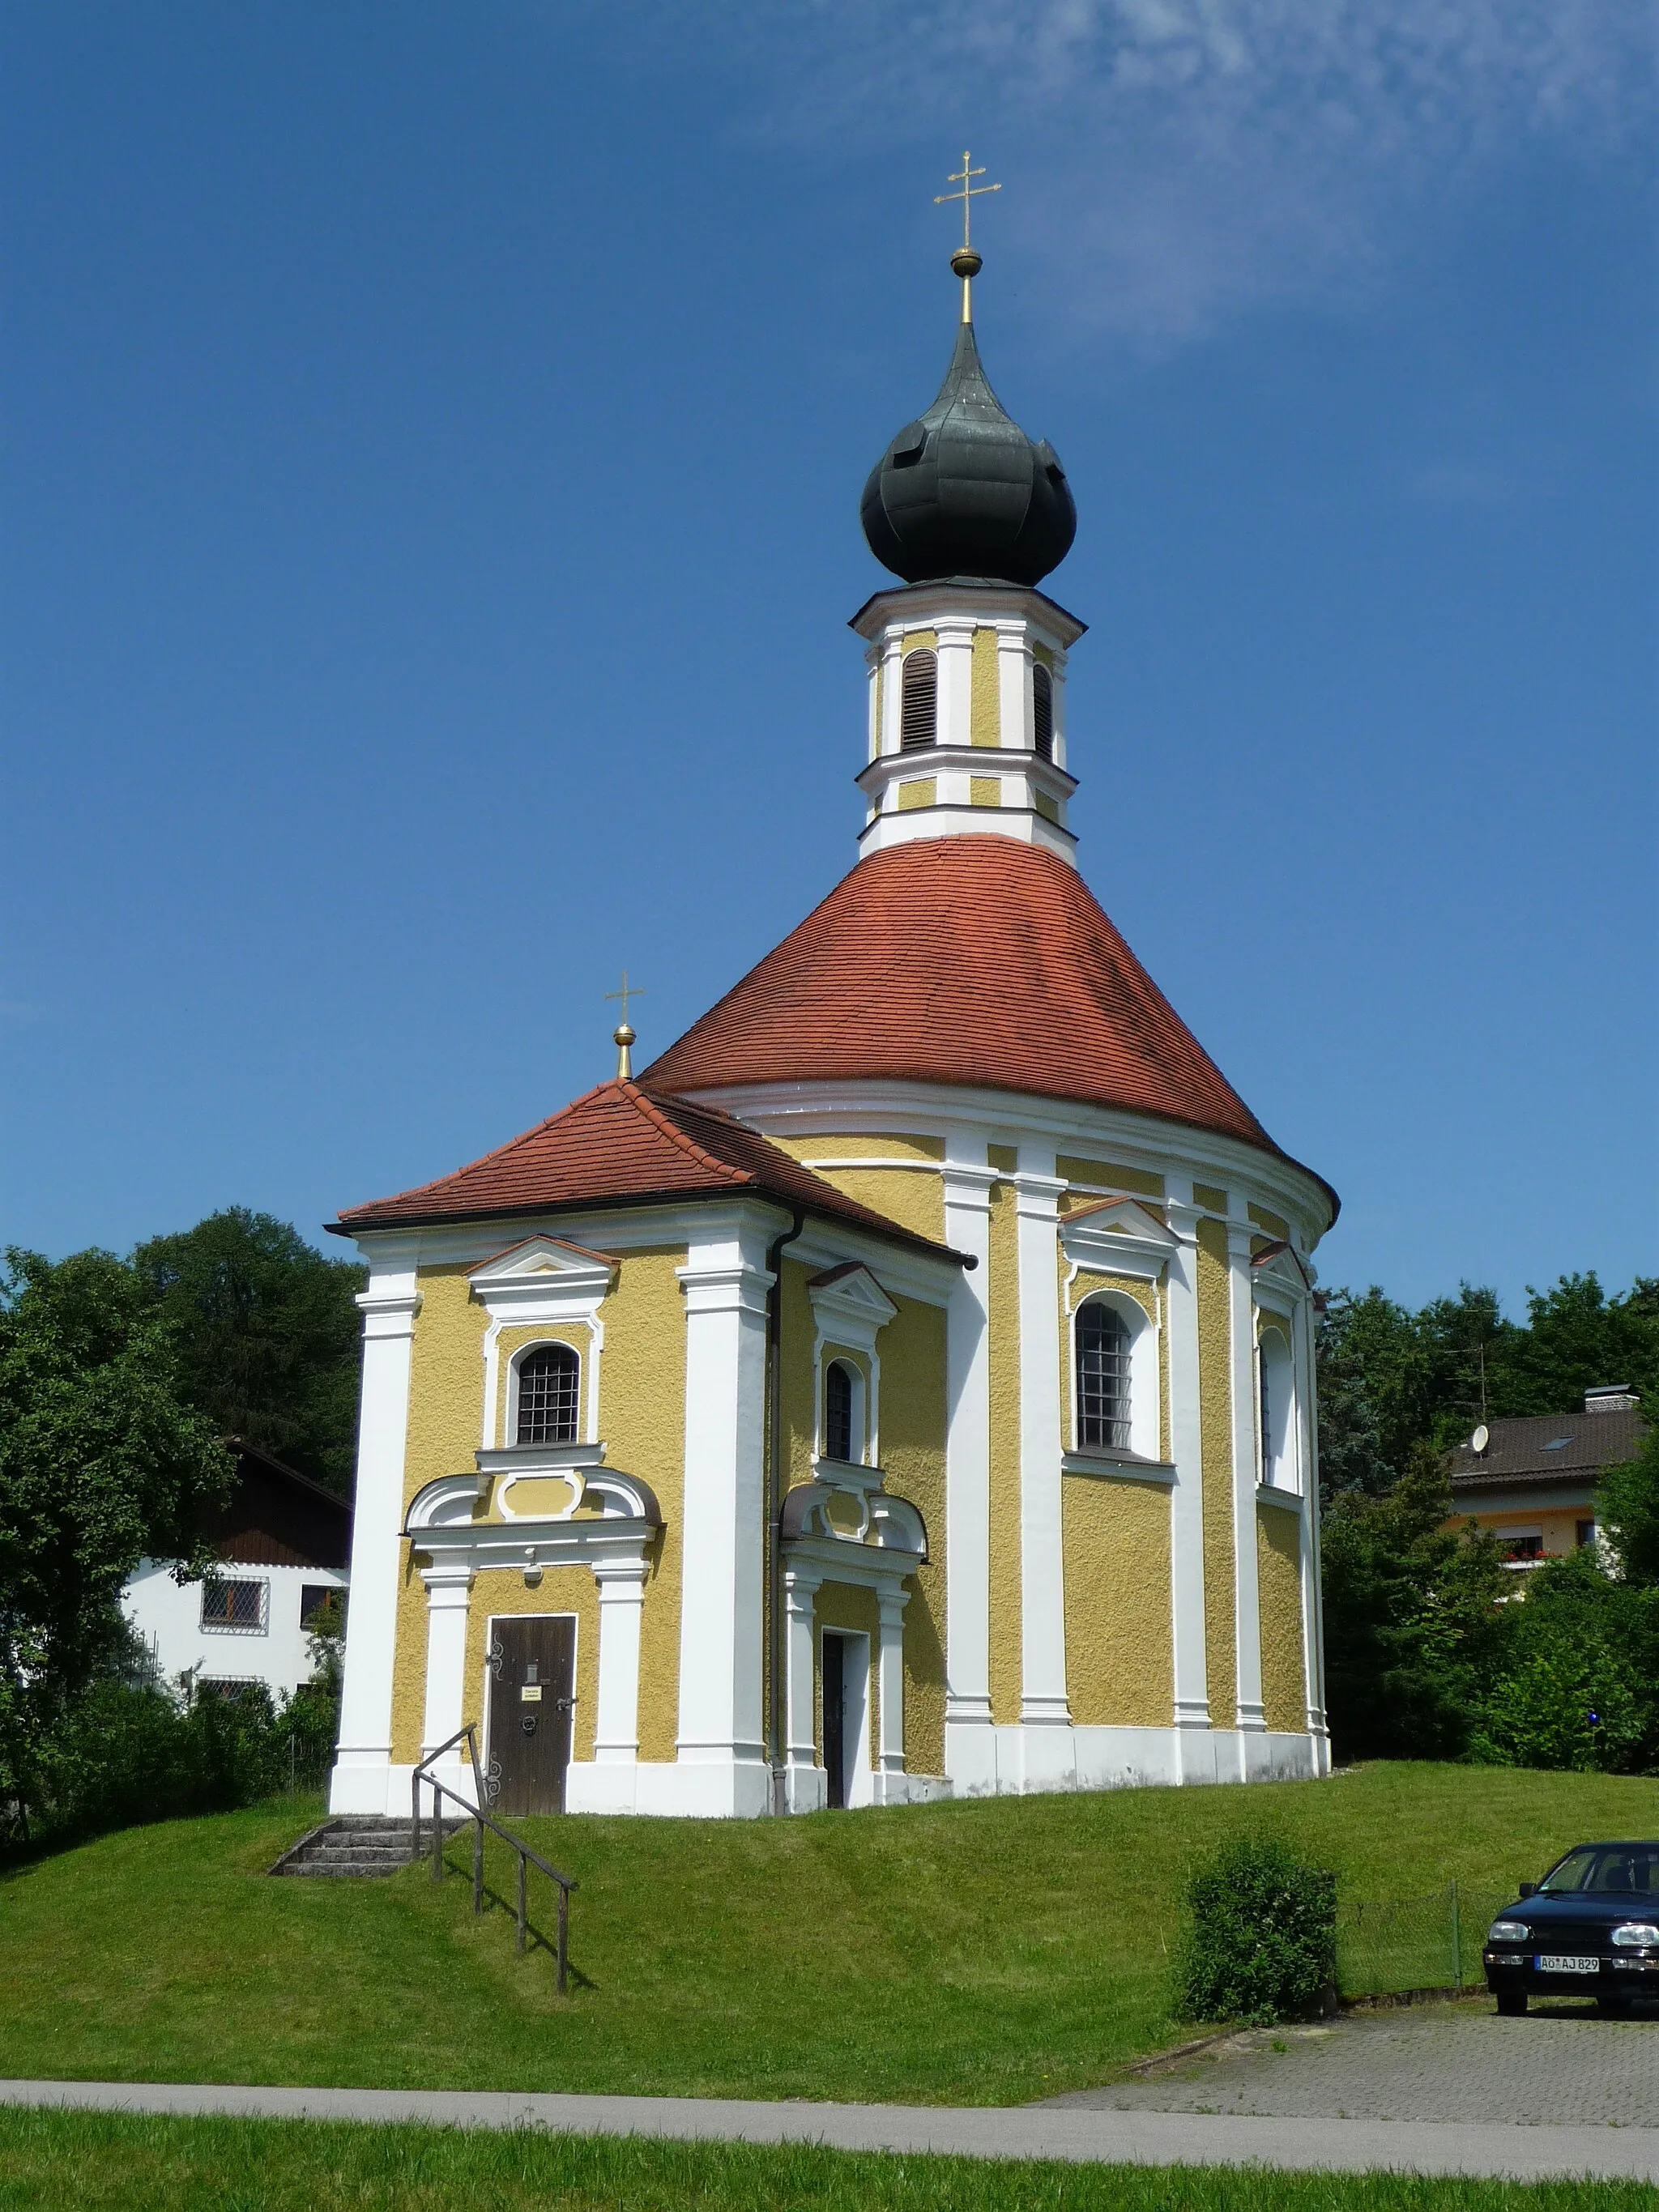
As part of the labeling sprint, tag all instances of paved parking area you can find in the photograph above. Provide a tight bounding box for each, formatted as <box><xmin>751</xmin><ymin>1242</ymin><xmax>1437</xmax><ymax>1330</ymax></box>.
<box><xmin>1046</xmin><ymin>1997</ymin><xmax>1659</xmax><ymax>2127</ymax></box>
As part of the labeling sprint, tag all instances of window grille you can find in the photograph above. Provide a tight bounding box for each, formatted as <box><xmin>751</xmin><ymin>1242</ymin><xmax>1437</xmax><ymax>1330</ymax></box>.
<box><xmin>900</xmin><ymin>650</ymin><xmax>936</xmax><ymax>752</ymax></box>
<box><xmin>1076</xmin><ymin>1302</ymin><xmax>1132</xmax><ymax>1451</ymax></box>
<box><xmin>825</xmin><ymin>1361</ymin><xmax>855</xmax><ymax>1464</ymax></box>
<box><xmin>1259</xmin><ymin>1356</ymin><xmax>1273</xmax><ymax>1480</ymax></box>
<box><xmin>1032</xmin><ymin>663</ymin><xmax>1054</xmax><ymax>761</ymax></box>
<box><xmin>516</xmin><ymin>1343</ymin><xmax>580</xmax><ymax>1446</ymax></box>
<box><xmin>201</xmin><ymin>1577</ymin><xmax>267</xmax><ymax>1632</ymax></box>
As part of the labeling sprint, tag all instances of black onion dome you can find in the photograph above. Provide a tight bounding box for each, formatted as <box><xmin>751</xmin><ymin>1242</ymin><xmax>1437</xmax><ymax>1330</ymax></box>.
<box><xmin>861</xmin><ymin>319</ymin><xmax>1076</xmax><ymax>587</ymax></box>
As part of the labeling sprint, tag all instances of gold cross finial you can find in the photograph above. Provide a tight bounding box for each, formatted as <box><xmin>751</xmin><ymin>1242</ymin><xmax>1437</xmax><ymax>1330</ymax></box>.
<box><xmin>605</xmin><ymin>970</ymin><xmax>644</xmax><ymax>1080</ymax></box>
<box><xmin>934</xmin><ymin>151</ymin><xmax>1000</xmax><ymax>322</ymax></box>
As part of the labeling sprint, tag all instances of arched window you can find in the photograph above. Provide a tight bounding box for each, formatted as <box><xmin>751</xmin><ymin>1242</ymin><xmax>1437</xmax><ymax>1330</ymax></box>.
<box><xmin>1032</xmin><ymin>662</ymin><xmax>1054</xmax><ymax>761</ymax></box>
<box><xmin>1259</xmin><ymin>1329</ymin><xmax>1294</xmax><ymax>1489</ymax></box>
<box><xmin>515</xmin><ymin>1343</ymin><xmax>580</xmax><ymax>1447</ymax></box>
<box><xmin>900</xmin><ymin>649</ymin><xmax>936</xmax><ymax>752</ymax></box>
<box><xmin>824</xmin><ymin>1360</ymin><xmax>857</xmax><ymax>1464</ymax></box>
<box><xmin>1076</xmin><ymin>1301</ymin><xmax>1132</xmax><ymax>1451</ymax></box>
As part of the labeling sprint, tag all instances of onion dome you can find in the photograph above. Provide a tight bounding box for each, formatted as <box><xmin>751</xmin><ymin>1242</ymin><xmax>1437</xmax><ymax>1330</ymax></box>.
<box><xmin>861</xmin><ymin>293</ymin><xmax>1077</xmax><ymax>589</ymax></box>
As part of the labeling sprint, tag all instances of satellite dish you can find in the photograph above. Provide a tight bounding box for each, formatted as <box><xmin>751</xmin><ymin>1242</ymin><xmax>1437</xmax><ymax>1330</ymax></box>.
<box><xmin>1471</xmin><ymin>1424</ymin><xmax>1490</xmax><ymax>1454</ymax></box>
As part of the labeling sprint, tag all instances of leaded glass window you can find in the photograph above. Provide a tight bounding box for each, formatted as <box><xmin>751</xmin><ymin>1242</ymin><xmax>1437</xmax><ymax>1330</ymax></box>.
<box><xmin>1076</xmin><ymin>1301</ymin><xmax>1132</xmax><ymax>1451</ymax></box>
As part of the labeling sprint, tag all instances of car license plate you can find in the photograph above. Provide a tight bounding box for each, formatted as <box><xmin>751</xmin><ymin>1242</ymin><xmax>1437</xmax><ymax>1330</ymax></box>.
<box><xmin>1535</xmin><ymin>1954</ymin><xmax>1600</xmax><ymax>1975</ymax></box>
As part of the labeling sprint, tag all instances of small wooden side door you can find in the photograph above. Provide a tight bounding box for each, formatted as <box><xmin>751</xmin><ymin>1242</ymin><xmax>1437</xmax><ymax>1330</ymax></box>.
<box><xmin>486</xmin><ymin>1616</ymin><xmax>576</xmax><ymax>1815</ymax></box>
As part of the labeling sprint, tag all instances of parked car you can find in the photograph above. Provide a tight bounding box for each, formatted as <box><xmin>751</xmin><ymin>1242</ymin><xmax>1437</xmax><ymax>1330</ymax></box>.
<box><xmin>1484</xmin><ymin>1842</ymin><xmax>1659</xmax><ymax>2015</ymax></box>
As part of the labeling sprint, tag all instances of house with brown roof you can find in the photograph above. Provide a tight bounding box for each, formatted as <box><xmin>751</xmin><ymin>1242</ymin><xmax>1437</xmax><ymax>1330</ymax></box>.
<box><xmin>326</xmin><ymin>252</ymin><xmax>1338</xmax><ymax>1822</ymax></box>
<box><xmin>1445</xmin><ymin>1387</ymin><xmax>1646</xmax><ymax>1578</ymax></box>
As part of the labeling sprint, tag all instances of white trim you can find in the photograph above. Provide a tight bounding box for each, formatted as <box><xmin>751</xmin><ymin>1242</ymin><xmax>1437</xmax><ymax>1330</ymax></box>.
<box><xmin>1163</xmin><ymin>1192</ymin><xmax>1212</xmax><ymax>1745</ymax></box>
<box><xmin>329</xmin><ymin>1255</ymin><xmax>420</xmax><ymax>1815</ymax></box>
<box><xmin>1015</xmin><ymin>1154</ymin><xmax>1069</xmax><ymax>1729</ymax></box>
<box><xmin>1227</xmin><ymin>1219</ymin><xmax>1267</xmax><ymax>1742</ymax></box>
<box><xmin>942</xmin><ymin>1154</ymin><xmax>995</xmax><ymax>1731</ymax></box>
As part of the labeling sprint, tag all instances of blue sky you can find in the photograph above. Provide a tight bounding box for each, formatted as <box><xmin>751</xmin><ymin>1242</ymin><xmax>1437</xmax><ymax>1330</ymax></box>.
<box><xmin>3</xmin><ymin>2</ymin><xmax>1653</xmax><ymax>1312</ymax></box>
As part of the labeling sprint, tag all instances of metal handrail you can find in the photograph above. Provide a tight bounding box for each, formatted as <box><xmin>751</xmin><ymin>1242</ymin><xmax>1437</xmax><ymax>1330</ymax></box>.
<box><xmin>411</xmin><ymin>1724</ymin><xmax>577</xmax><ymax>1993</ymax></box>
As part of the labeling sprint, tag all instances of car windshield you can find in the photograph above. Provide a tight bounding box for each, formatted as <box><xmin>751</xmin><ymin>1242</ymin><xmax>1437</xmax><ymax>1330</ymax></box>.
<box><xmin>1537</xmin><ymin>1846</ymin><xmax>1659</xmax><ymax>1895</ymax></box>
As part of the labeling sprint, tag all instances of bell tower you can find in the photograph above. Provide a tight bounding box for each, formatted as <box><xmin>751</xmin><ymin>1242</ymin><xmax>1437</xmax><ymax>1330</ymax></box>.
<box><xmin>853</xmin><ymin>162</ymin><xmax>1085</xmax><ymax>864</ymax></box>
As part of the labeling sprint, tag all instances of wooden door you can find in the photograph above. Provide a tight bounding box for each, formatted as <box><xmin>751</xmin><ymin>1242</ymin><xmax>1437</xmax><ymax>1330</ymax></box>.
<box><xmin>486</xmin><ymin>1616</ymin><xmax>576</xmax><ymax>1815</ymax></box>
<box><xmin>822</xmin><ymin>1632</ymin><xmax>847</xmax><ymax>1809</ymax></box>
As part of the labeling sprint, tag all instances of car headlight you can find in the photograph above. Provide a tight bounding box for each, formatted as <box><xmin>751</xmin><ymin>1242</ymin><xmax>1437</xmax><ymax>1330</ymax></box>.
<box><xmin>1488</xmin><ymin>1920</ymin><xmax>1530</xmax><ymax>1942</ymax></box>
<box><xmin>1610</xmin><ymin>1922</ymin><xmax>1659</xmax><ymax>1950</ymax></box>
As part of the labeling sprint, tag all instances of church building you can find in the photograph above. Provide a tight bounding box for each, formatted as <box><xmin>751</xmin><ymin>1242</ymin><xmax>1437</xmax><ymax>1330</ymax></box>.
<box><xmin>327</xmin><ymin>234</ymin><xmax>1339</xmax><ymax>1822</ymax></box>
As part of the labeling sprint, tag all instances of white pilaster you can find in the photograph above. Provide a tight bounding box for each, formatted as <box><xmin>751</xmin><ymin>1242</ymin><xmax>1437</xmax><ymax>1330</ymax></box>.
<box><xmin>876</xmin><ymin>1588</ymin><xmax>910</xmax><ymax>1777</ymax></box>
<box><xmin>1015</xmin><ymin>1153</ymin><xmax>1069</xmax><ymax>1730</ymax></box>
<box><xmin>1293</xmin><ymin>1289</ymin><xmax>1331</xmax><ymax>1767</ymax></box>
<box><xmin>419</xmin><ymin>1561</ymin><xmax>473</xmax><ymax>1765</ymax></box>
<box><xmin>330</xmin><ymin>1259</ymin><xmax>420</xmax><ymax>1815</ymax></box>
<box><xmin>942</xmin><ymin>1156</ymin><xmax>995</xmax><ymax>1740</ymax></box>
<box><xmin>591</xmin><ymin>1558</ymin><xmax>649</xmax><ymax>1764</ymax></box>
<box><xmin>935</xmin><ymin>616</ymin><xmax>975</xmax><ymax>749</ymax></box>
<box><xmin>1228</xmin><ymin>1219</ymin><xmax>1267</xmax><ymax>1745</ymax></box>
<box><xmin>1163</xmin><ymin>1192</ymin><xmax>1212</xmax><ymax>1754</ymax></box>
<box><xmin>995</xmin><ymin>623</ymin><xmax>1029</xmax><ymax>752</ymax></box>
<box><xmin>879</xmin><ymin>633</ymin><xmax>904</xmax><ymax>757</ymax></box>
<box><xmin>781</xmin><ymin>1566</ymin><xmax>824</xmax><ymax>1810</ymax></box>
<box><xmin>673</xmin><ymin>1220</ymin><xmax>774</xmax><ymax>1817</ymax></box>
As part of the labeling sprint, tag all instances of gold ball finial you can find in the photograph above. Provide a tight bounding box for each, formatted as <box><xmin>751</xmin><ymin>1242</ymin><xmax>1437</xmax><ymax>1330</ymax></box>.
<box><xmin>613</xmin><ymin>1021</ymin><xmax>636</xmax><ymax>1080</ymax></box>
<box><xmin>950</xmin><ymin>246</ymin><xmax>982</xmax><ymax>280</ymax></box>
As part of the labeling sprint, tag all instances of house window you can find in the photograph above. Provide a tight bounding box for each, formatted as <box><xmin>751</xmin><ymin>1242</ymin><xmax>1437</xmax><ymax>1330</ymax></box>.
<box><xmin>301</xmin><ymin>1584</ymin><xmax>343</xmax><ymax>1630</ymax></box>
<box><xmin>1257</xmin><ymin>1329</ymin><xmax>1294</xmax><ymax>1489</ymax></box>
<box><xmin>1032</xmin><ymin>663</ymin><xmax>1053</xmax><ymax>760</ymax></box>
<box><xmin>516</xmin><ymin>1343</ymin><xmax>580</xmax><ymax>1445</ymax></box>
<box><xmin>900</xmin><ymin>649</ymin><xmax>936</xmax><ymax>752</ymax></box>
<box><xmin>824</xmin><ymin>1360</ymin><xmax>857</xmax><ymax>1464</ymax></box>
<box><xmin>1076</xmin><ymin>1301</ymin><xmax>1132</xmax><ymax>1451</ymax></box>
<box><xmin>1502</xmin><ymin>1534</ymin><xmax>1543</xmax><ymax>1562</ymax></box>
<box><xmin>201</xmin><ymin>1577</ymin><xmax>267</xmax><ymax>1632</ymax></box>
<box><xmin>1576</xmin><ymin>1519</ymin><xmax>1597</xmax><ymax>1549</ymax></box>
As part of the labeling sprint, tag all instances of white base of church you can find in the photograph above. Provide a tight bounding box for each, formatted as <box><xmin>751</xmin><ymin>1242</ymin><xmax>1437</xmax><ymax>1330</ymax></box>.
<box><xmin>328</xmin><ymin>1724</ymin><xmax>1327</xmax><ymax>1822</ymax></box>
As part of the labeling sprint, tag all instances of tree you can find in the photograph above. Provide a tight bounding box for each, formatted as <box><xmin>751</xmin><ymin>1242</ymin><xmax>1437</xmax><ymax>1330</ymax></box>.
<box><xmin>1485</xmin><ymin>1275</ymin><xmax>1659</xmax><ymax>1421</ymax></box>
<box><xmin>133</xmin><ymin>1209</ymin><xmax>366</xmax><ymax>1494</ymax></box>
<box><xmin>1320</xmin><ymin>1442</ymin><xmax>1509</xmax><ymax>1762</ymax></box>
<box><xmin>1599</xmin><ymin>1418</ymin><xmax>1659</xmax><ymax>1589</ymax></box>
<box><xmin>0</xmin><ymin>1247</ymin><xmax>232</xmax><ymax>1822</ymax></box>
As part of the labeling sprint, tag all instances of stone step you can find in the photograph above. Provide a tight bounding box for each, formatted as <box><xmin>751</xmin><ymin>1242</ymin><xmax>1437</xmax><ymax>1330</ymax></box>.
<box><xmin>268</xmin><ymin>1817</ymin><xmax>465</xmax><ymax>1877</ymax></box>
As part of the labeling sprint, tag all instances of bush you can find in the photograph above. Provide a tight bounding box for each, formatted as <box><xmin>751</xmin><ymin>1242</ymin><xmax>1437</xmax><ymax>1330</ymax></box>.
<box><xmin>1176</xmin><ymin>1835</ymin><xmax>1337</xmax><ymax>2026</ymax></box>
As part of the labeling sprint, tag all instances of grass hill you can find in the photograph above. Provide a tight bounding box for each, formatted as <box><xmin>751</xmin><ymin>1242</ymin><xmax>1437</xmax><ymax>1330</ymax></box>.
<box><xmin>2</xmin><ymin>1762</ymin><xmax>1654</xmax><ymax>2106</ymax></box>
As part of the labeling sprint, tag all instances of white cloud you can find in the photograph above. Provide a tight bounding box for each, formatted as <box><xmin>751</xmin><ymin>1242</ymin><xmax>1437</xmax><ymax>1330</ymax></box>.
<box><xmin>709</xmin><ymin>0</ymin><xmax>1652</xmax><ymax>343</ymax></box>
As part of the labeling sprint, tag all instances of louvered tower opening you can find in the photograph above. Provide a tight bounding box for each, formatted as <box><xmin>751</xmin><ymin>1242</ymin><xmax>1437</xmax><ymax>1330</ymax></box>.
<box><xmin>900</xmin><ymin>649</ymin><xmax>937</xmax><ymax>752</ymax></box>
<box><xmin>1032</xmin><ymin>663</ymin><xmax>1054</xmax><ymax>761</ymax></box>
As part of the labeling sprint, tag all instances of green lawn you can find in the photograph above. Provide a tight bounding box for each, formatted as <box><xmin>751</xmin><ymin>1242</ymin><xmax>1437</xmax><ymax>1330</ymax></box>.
<box><xmin>0</xmin><ymin>1763</ymin><xmax>1653</xmax><ymax>2106</ymax></box>
<box><xmin>0</xmin><ymin>2112</ymin><xmax>1648</xmax><ymax>2212</ymax></box>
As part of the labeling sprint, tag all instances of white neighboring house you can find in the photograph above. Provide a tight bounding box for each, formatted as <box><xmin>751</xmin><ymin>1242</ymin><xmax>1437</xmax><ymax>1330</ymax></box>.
<box><xmin>121</xmin><ymin>1438</ymin><xmax>352</xmax><ymax>1701</ymax></box>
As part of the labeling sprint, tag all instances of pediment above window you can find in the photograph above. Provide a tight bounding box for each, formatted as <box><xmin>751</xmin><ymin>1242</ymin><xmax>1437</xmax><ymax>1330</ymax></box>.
<box><xmin>1059</xmin><ymin>1196</ymin><xmax>1177</xmax><ymax>1281</ymax></box>
<box><xmin>468</xmin><ymin>1234</ymin><xmax>619</xmax><ymax>1322</ymax></box>
<box><xmin>1250</xmin><ymin>1238</ymin><xmax>1312</xmax><ymax>1310</ymax></box>
<box><xmin>807</xmin><ymin>1260</ymin><xmax>899</xmax><ymax>1350</ymax></box>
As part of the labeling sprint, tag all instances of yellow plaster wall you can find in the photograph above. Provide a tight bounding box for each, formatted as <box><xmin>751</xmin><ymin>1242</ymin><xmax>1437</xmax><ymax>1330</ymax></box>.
<box><xmin>1062</xmin><ymin>1474</ymin><xmax>1173</xmax><ymax>1727</ymax></box>
<box><xmin>902</xmin><ymin>629</ymin><xmax>939</xmax><ymax>654</ymax></box>
<box><xmin>1193</xmin><ymin>1183</ymin><xmax>1228</xmax><ymax>1216</ymax></box>
<box><xmin>783</xmin><ymin>1134</ymin><xmax>945</xmax><ymax>1165</ymax></box>
<box><xmin>815</xmin><ymin>1582</ymin><xmax>881</xmax><ymax>1762</ymax></box>
<box><xmin>987</xmin><ymin>1143</ymin><xmax>1018</xmax><ymax>1174</ymax></box>
<box><xmin>987</xmin><ymin>1173</ymin><xmax>1022</xmax><ymax>1724</ymax></box>
<box><xmin>876</xmin><ymin>1291</ymin><xmax>949</xmax><ymax>1776</ymax></box>
<box><xmin>1248</xmin><ymin>1202</ymin><xmax>1290</xmax><ymax>1242</ymax></box>
<box><xmin>1031</xmin><ymin>641</ymin><xmax>1055</xmax><ymax>671</ymax></box>
<box><xmin>796</xmin><ymin>1165</ymin><xmax>945</xmax><ymax>1244</ymax></box>
<box><xmin>970</xmin><ymin>625</ymin><xmax>1000</xmax><ymax>747</ymax></box>
<box><xmin>465</xmin><ymin>1568</ymin><xmax>600</xmax><ymax>1767</ymax></box>
<box><xmin>898</xmin><ymin>778</ymin><xmax>936</xmax><ymax>811</ymax></box>
<box><xmin>587</xmin><ymin>1247</ymin><xmax>687</xmax><ymax>1764</ymax></box>
<box><xmin>1196</xmin><ymin>1216</ymin><xmax>1237</xmax><ymax>1727</ymax></box>
<box><xmin>1034</xmin><ymin>792</ymin><xmax>1060</xmax><ymax>825</ymax></box>
<box><xmin>1057</xmin><ymin>1155</ymin><xmax>1166</xmax><ymax>1203</ymax></box>
<box><xmin>390</xmin><ymin>1244</ymin><xmax>687</xmax><ymax>1773</ymax></box>
<box><xmin>1256</xmin><ymin>1507</ymin><xmax>1305</xmax><ymax>1733</ymax></box>
<box><xmin>970</xmin><ymin>777</ymin><xmax>1002</xmax><ymax>808</ymax></box>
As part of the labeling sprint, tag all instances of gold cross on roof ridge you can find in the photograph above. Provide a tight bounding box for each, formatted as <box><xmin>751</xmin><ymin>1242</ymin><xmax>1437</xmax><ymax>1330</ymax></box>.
<box><xmin>604</xmin><ymin>970</ymin><xmax>644</xmax><ymax>1025</ymax></box>
<box><xmin>934</xmin><ymin>151</ymin><xmax>1000</xmax><ymax>253</ymax></box>
<box><xmin>605</xmin><ymin>970</ymin><xmax>644</xmax><ymax>1079</ymax></box>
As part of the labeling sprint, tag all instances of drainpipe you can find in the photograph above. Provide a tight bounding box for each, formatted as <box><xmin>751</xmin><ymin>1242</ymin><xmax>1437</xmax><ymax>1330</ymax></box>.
<box><xmin>764</xmin><ymin>1205</ymin><xmax>807</xmax><ymax>1814</ymax></box>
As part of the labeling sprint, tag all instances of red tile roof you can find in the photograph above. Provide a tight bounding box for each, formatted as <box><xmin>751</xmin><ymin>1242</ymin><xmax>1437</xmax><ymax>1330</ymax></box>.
<box><xmin>332</xmin><ymin>1080</ymin><xmax>960</xmax><ymax>1258</ymax></box>
<box><xmin>642</xmin><ymin>839</ymin><xmax>1333</xmax><ymax>1208</ymax></box>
